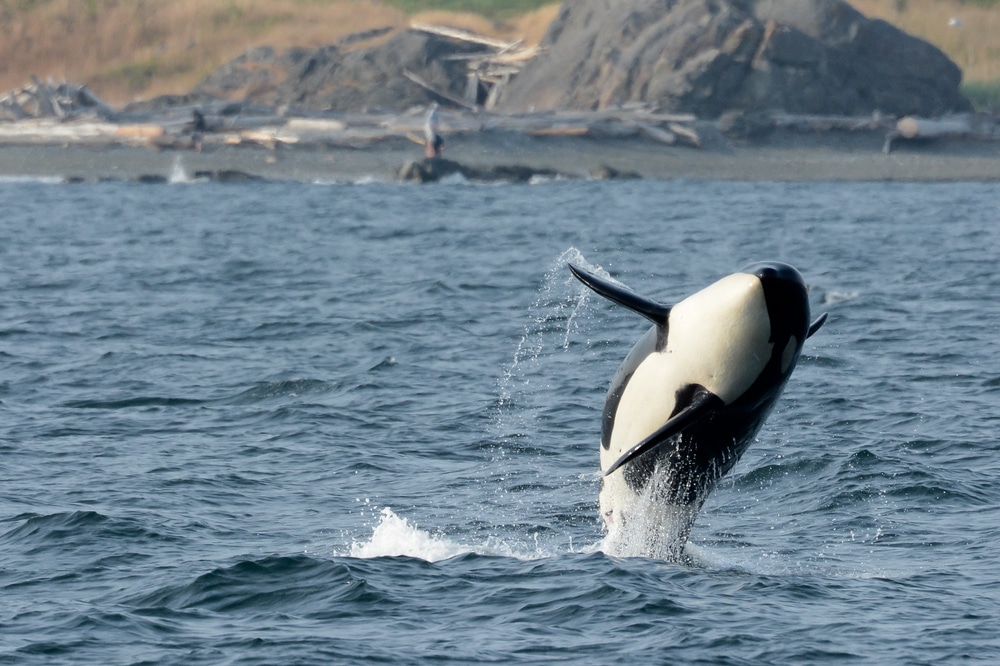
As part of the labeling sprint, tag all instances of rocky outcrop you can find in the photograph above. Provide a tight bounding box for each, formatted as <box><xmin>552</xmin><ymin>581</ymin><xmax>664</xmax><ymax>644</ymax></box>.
<box><xmin>192</xmin><ymin>29</ymin><xmax>491</xmax><ymax>113</ymax></box>
<box><xmin>497</xmin><ymin>0</ymin><xmax>972</xmax><ymax>118</ymax></box>
<box><xmin>397</xmin><ymin>157</ymin><xmax>562</xmax><ymax>183</ymax></box>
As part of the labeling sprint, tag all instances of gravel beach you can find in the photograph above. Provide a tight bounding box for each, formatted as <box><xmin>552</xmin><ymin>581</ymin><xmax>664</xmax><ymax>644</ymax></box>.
<box><xmin>0</xmin><ymin>126</ymin><xmax>998</xmax><ymax>183</ymax></box>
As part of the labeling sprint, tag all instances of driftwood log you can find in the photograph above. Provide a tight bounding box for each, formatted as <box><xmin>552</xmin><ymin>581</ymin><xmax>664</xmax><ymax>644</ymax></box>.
<box><xmin>883</xmin><ymin>115</ymin><xmax>985</xmax><ymax>153</ymax></box>
<box><xmin>897</xmin><ymin>116</ymin><xmax>973</xmax><ymax>140</ymax></box>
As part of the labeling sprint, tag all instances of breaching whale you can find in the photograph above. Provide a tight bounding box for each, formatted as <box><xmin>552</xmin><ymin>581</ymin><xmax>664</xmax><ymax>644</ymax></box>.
<box><xmin>569</xmin><ymin>261</ymin><xmax>827</xmax><ymax>559</ymax></box>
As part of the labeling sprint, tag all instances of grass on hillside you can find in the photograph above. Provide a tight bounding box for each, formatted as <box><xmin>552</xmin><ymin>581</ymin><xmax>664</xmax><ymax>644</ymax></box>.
<box><xmin>0</xmin><ymin>0</ymin><xmax>998</xmax><ymax>111</ymax></box>
<box><xmin>963</xmin><ymin>80</ymin><xmax>1000</xmax><ymax>112</ymax></box>
<box><xmin>0</xmin><ymin>0</ymin><xmax>560</xmax><ymax>103</ymax></box>
<box><xmin>383</xmin><ymin>0</ymin><xmax>554</xmax><ymax>19</ymax></box>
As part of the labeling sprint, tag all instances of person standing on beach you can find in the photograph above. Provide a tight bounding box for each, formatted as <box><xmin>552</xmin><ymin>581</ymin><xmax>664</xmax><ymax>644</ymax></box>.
<box><xmin>424</xmin><ymin>103</ymin><xmax>443</xmax><ymax>158</ymax></box>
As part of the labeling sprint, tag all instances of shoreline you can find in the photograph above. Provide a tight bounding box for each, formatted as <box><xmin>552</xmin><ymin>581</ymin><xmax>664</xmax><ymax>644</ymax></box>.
<box><xmin>0</xmin><ymin>126</ymin><xmax>998</xmax><ymax>183</ymax></box>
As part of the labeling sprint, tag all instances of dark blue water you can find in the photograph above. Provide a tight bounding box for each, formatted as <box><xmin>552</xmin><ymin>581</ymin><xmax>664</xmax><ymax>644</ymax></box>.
<box><xmin>2</xmin><ymin>176</ymin><xmax>999</xmax><ymax>664</ymax></box>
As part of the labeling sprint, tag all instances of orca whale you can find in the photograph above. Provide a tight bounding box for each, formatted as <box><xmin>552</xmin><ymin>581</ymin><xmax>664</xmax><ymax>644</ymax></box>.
<box><xmin>569</xmin><ymin>261</ymin><xmax>827</xmax><ymax>558</ymax></box>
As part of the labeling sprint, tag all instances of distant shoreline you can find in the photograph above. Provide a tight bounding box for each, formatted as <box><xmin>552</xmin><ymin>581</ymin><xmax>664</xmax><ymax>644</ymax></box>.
<box><xmin>0</xmin><ymin>125</ymin><xmax>998</xmax><ymax>184</ymax></box>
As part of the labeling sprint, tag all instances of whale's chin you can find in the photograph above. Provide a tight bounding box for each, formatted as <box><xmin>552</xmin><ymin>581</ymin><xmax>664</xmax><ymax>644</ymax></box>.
<box><xmin>599</xmin><ymin>462</ymin><xmax>705</xmax><ymax>561</ymax></box>
<box><xmin>600</xmin><ymin>502</ymin><xmax>700</xmax><ymax>562</ymax></box>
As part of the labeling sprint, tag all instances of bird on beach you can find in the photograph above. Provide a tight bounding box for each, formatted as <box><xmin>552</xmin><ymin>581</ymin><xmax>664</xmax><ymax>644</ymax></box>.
<box><xmin>424</xmin><ymin>103</ymin><xmax>443</xmax><ymax>158</ymax></box>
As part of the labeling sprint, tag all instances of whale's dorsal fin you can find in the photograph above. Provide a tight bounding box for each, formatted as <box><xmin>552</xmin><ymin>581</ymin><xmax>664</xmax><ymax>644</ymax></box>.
<box><xmin>807</xmin><ymin>312</ymin><xmax>828</xmax><ymax>339</ymax></box>
<box><xmin>569</xmin><ymin>264</ymin><xmax>670</xmax><ymax>327</ymax></box>
<box><xmin>602</xmin><ymin>391</ymin><xmax>722</xmax><ymax>478</ymax></box>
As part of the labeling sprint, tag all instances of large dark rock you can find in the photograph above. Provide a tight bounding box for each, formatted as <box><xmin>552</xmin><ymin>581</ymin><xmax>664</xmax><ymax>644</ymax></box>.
<box><xmin>397</xmin><ymin>157</ymin><xmax>562</xmax><ymax>183</ymax></box>
<box><xmin>192</xmin><ymin>30</ymin><xmax>489</xmax><ymax>113</ymax></box>
<box><xmin>498</xmin><ymin>0</ymin><xmax>971</xmax><ymax>118</ymax></box>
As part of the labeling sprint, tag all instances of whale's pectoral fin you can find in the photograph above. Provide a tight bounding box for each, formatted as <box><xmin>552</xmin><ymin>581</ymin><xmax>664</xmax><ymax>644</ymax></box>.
<box><xmin>569</xmin><ymin>263</ymin><xmax>670</xmax><ymax>327</ymax></box>
<box><xmin>807</xmin><ymin>312</ymin><xmax>828</xmax><ymax>339</ymax></box>
<box><xmin>602</xmin><ymin>392</ymin><xmax>723</xmax><ymax>477</ymax></box>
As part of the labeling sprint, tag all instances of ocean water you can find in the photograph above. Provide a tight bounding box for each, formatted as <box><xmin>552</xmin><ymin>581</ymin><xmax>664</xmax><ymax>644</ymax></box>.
<box><xmin>1</xmin><ymin>174</ymin><xmax>998</xmax><ymax>664</ymax></box>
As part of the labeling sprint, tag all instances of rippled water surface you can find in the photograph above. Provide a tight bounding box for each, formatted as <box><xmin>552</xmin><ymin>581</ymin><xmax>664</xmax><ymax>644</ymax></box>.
<box><xmin>2</xmin><ymin>177</ymin><xmax>999</xmax><ymax>664</ymax></box>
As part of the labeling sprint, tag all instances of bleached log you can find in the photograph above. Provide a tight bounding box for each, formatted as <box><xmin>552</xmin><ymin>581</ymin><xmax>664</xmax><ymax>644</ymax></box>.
<box><xmin>0</xmin><ymin>119</ymin><xmax>119</xmax><ymax>141</ymax></box>
<box><xmin>464</xmin><ymin>72</ymin><xmax>480</xmax><ymax>107</ymax></box>
<box><xmin>636</xmin><ymin>123</ymin><xmax>676</xmax><ymax>145</ymax></box>
<box><xmin>896</xmin><ymin>116</ymin><xmax>973</xmax><ymax>140</ymax></box>
<box><xmin>494</xmin><ymin>39</ymin><xmax>526</xmax><ymax>56</ymax></box>
<box><xmin>240</xmin><ymin>128</ymin><xmax>300</xmax><ymax>148</ymax></box>
<box><xmin>114</xmin><ymin>124</ymin><xmax>166</xmax><ymax>139</ymax></box>
<box><xmin>668</xmin><ymin>122</ymin><xmax>701</xmax><ymax>147</ymax></box>
<box><xmin>526</xmin><ymin>125</ymin><xmax>590</xmax><ymax>137</ymax></box>
<box><xmin>491</xmin><ymin>46</ymin><xmax>540</xmax><ymax>63</ymax></box>
<box><xmin>884</xmin><ymin>115</ymin><xmax>975</xmax><ymax>153</ymax></box>
<box><xmin>484</xmin><ymin>74</ymin><xmax>507</xmax><ymax>110</ymax></box>
<box><xmin>286</xmin><ymin>118</ymin><xmax>347</xmax><ymax>132</ymax></box>
<box><xmin>410</xmin><ymin>22</ymin><xmax>518</xmax><ymax>51</ymax></box>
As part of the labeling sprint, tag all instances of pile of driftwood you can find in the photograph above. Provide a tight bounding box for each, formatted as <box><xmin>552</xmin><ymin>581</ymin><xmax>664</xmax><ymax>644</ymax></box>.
<box><xmin>212</xmin><ymin>106</ymin><xmax>705</xmax><ymax>150</ymax></box>
<box><xmin>408</xmin><ymin>22</ymin><xmax>539</xmax><ymax>110</ymax></box>
<box><xmin>0</xmin><ymin>77</ymin><xmax>117</xmax><ymax>122</ymax></box>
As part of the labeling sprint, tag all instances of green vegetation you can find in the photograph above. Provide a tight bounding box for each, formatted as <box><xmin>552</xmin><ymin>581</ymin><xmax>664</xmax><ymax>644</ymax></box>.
<box><xmin>0</xmin><ymin>0</ymin><xmax>53</xmax><ymax>11</ymax></box>
<box><xmin>962</xmin><ymin>80</ymin><xmax>1000</xmax><ymax>112</ymax></box>
<box><xmin>382</xmin><ymin>0</ymin><xmax>555</xmax><ymax>19</ymax></box>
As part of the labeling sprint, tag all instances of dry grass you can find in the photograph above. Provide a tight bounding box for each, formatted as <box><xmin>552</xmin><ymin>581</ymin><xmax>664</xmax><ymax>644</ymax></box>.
<box><xmin>0</xmin><ymin>0</ymin><xmax>409</xmax><ymax>101</ymax></box>
<box><xmin>0</xmin><ymin>0</ymin><xmax>995</xmax><ymax>106</ymax></box>
<box><xmin>508</xmin><ymin>4</ymin><xmax>561</xmax><ymax>47</ymax></box>
<box><xmin>0</xmin><ymin>1</ymin><xmax>419</xmax><ymax>102</ymax></box>
<box><xmin>0</xmin><ymin>0</ymin><xmax>560</xmax><ymax>104</ymax></box>
<box><xmin>410</xmin><ymin>4</ymin><xmax>559</xmax><ymax>46</ymax></box>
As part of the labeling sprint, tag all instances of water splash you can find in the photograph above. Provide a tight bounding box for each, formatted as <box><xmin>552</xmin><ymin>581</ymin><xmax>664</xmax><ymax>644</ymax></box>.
<box><xmin>168</xmin><ymin>155</ymin><xmax>192</xmax><ymax>184</ymax></box>
<box><xmin>343</xmin><ymin>252</ymin><xmax>614</xmax><ymax>565</ymax></box>
<box><xmin>599</xmin><ymin>460</ymin><xmax>701</xmax><ymax>561</ymax></box>
<box><xmin>822</xmin><ymin>290</ymin><xmax>860</xmax><ymax>305</ymax></box>
<box><xmin>346</xmin><ymin>507</ymin><xmax>582</xmax><ymax>562</ymax></box>
<box><xmin>348</xmin><ymin>508</ymin><xmax>471</xmax><ymax>562</ymax></box>
<box><xmin>493</xmin><ymin>247</ymin><xmax>605</xmax><ymax>432</ymax></box>
<box><xmin>438</xmin><ymin>171</ymin><xmax>468</xmax><ymax>185</ymax></box>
